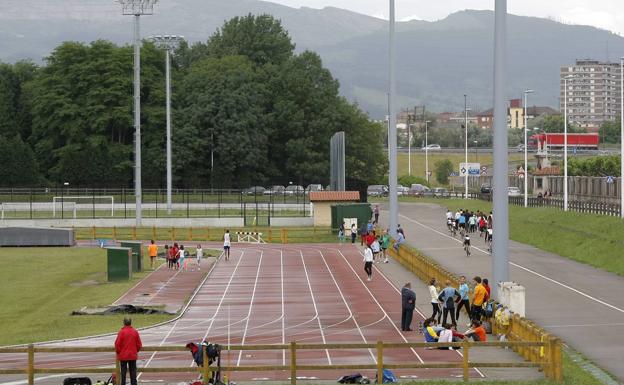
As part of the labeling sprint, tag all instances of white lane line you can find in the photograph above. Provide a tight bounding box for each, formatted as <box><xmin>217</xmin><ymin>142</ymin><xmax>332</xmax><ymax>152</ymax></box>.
<box><xmin>280</xmin><ymin>248</ymin><xmax>286</xmax><ymax>366</ymax></box>
<box><xmin>335</xmin><ymin>249</ymin><xmax>424</xmax><ymax>364</ymax></box>
<box><xmin>236</xmin><ymin>250</ymin><xmax>264</xmax><ymax>366</ymax></box>
<box><xmin>399</xmin><ymin>214</ymin><xmax>624</xmax><ymax>315</ymax></box>
<box><xmin>112</xmin><ymin>262</ymin><xmax>165</xmax><ymax>305</ymax></box>
<box><xmin>144</xmin><ymin>268</ymin><xmax>183</xmax><ymax>306</ymax></box>
<box><xmin>316</xmin><ymin>249</ymin><xmax>377</xmax><ymax>363</ymax></box>
<box><xmin>300</xmin><ymin>249</ymin><xmax>332</xmax><ymax>365</ymax></box>
<box><xmin>362</xmin><ymin>250</ymin><xmax>485</xmax><ymax>378</ymax></box>
<box><xmin>139</xmin><ymin>249</ymin><xmax>246</xmax><ymax>379</ymax></box>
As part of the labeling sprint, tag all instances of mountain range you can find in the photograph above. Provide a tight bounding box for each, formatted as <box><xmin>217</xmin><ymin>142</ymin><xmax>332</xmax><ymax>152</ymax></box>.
<box><xmin>2</xmin><ymin>0</ymin><xmax>624</xmax><ymax>117</ymax></box>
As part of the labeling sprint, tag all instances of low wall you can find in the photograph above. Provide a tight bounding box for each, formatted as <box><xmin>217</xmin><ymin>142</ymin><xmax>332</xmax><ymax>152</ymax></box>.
<box><xmin>0</xmin><ymin>217</ymin><xmax>245</xmax><ymax>228</ymax></box>
<box><xmin>271</xmin><ymin>217</ymin><xmax>314</xmax><ymax>227</ymax></box>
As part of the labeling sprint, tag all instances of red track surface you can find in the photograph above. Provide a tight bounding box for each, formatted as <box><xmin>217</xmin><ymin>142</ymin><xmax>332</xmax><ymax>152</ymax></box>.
<box><xmin>1</xmin><ymin>244</ymin><xmax>482</xmax><ymax>382</ymax></box>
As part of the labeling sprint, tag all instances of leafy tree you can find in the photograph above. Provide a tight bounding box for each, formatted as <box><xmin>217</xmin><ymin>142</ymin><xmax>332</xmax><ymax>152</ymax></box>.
<box><xmin>540</xmin><ymin>114</ymin><xmax>585</xmax><ymax>133</ymax></box>
<box><xmin>0</xmin><ymin>61</ymin><xmax>37</xmax><ymax>139</ymax></box>
<box><xmin>568</xmin><ymin>155</ymin><xmax>620</xmax><ymax>177</ymax></box>
<box><xmin>599</xmin><ymin>120</ymin><xmax>621</xmax><ymax>144</ymax></box>
<box><xmin>434</xmin><ymin>159</ymin><xmax>453</xmax><ymax>185</ymax></box>
<box><xmin>207</xmin><ymin>14</ymin><xmax>294</xmax><ymax>66</ymax></box>
<box><xmin>0</xmin><ymin>135</ymin><xmax>40</xmax><ymax>186</ymax></box>
<box><xmin>398</xmin><ymin>175</ymin><xmax>430</xmax><ymax>187</ymax></box>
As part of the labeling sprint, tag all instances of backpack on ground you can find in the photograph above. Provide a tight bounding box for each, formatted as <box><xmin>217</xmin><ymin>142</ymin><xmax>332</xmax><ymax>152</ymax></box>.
<box><xmin>483</xmin><ymin>300</ymin><xmax>495</xmax><ymax>317</ymax></box>
<box><xmin>338</xmin><ymin>373</ymin><xmax>363</xmax><ymax>384</ymax></box>
<box><xmin>63</xmin><ymin>378</ymin><xmax>92</xmax><ymax>385</ymax></box>
<box><xmin>375</xmin><ymin>369</ymin><xmax>397</xmax><ymax>384</ymax></box>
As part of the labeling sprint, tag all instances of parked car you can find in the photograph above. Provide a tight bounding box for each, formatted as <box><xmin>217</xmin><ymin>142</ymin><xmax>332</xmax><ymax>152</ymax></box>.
<box><xmin>480</xmin><ymin>183</ymin><xmax>492</xmax><ymax>194</ymax></box>
<box><xmin>431</xmin><ymin>187</ymin><xmax>450</xmax><ymax>197</ymax></box>
<box><xmin>421</xmin><ymin>144</ymin><xmax>441</xmax><ymax>151</ymax></box>
<box><xmin>306</xmin><ymin>184</ymin><xmax>324</xmax><ymax>193</ymax></box>
<box><xmin>408</xmin><ymin>183</ymin><xmax>430</xmax><ymax>196</ymax></box>
<box><xmin>396</xmin><ymin>184</ymin><xmax>409</xmax><ymax>195</ymax></box>
<box><xmin>264</xmin><ymin>185</ymin><xmax>285</xmax><ymax>195</ymax></box>
<box><xmin>508</xmin><ymin>186</ymin><xmax>522</xmax><ymax>197</ymax></box>
<box><xmin>242</xmin><ymin>186</ymin><xmax>266</xmax><ymax>195</ymax></box>
<box><xmin>285</xmin><ymin>185</ymin><xmax>304</xmax><ymax>195</ymax></box>
<box><xmin>367</xmin><ymin>184</ymin><xmax>389</xmax><ymax>197</ymax></box>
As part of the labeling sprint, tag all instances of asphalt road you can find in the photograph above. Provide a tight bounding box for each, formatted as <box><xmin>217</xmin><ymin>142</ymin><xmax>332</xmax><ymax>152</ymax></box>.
<box><xmin>380</xmin><ymin>202</ymin><xmax>624</xmax><ymax>382</ymax></box>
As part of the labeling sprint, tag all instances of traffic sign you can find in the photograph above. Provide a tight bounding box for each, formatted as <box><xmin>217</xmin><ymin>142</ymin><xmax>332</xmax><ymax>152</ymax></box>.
<box><xmin>606</xmin><ymin>176</ymin><xmax>615</xmax><ymax>184</ymax></box>
<box><xmin>449</xmin><ymin>172</ymin><xmax>459</xmax><ymax>177</ymax></box>
<box><xmin>481</xmin><ymin>166</ymin><xmax>487</xmax><ymax>173</ymax></box>
<box><xmin>459</xmin><ymin>162</ymin><xmax>481</xmax><ymax>176</ymax></box>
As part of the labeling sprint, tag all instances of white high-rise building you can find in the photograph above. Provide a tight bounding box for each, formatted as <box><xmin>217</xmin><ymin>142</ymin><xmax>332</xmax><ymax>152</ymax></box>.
<box><xmin>560</xmin><ymin>59</ymin><xmax>622</xmax><ymax>130</ymax></box>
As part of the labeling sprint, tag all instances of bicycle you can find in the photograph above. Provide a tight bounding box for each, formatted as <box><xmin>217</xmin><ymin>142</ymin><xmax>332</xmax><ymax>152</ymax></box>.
<box><xmin>463</xmin><ymin>236</ymin><xmax>471</xmax><ymax>257</ymax></box>
<box><xmin>447</xmin><ymin>221</ymin><xmax>456</xmax><ymax>236</ymax></box>
<box><xmin>487</xmin><ymin>237</ymin><xmax>493</xmax><ymax>254</ymax></box>
<box><xmin>459</xmin><ymin>227</ymin><xmax>466</xmax><ymax>238</ymax></box>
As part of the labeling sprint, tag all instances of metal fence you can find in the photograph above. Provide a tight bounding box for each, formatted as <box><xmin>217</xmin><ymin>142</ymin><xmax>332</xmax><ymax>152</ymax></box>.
<box><xmin>0</xmin><ymin>188</ymin><xmax>311</xmax><ymax>220</ymax></box>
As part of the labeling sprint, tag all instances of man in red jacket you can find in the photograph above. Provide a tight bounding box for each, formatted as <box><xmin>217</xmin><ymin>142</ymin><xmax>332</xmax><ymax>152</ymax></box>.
<box><xmin>115</xmin><ymin>318</ymin><xmax>142</xmax><ymax>385</ymax></box>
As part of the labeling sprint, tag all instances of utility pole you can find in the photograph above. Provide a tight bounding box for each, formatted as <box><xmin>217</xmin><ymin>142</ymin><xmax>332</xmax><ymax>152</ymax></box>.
<box><xmin>388</xmin><ymin>0</ymin><xmax>398</xmax><ymax>237</ymax></box>
<box><xmin>151</xmin><ymin>35</ymin><xmax>183</xmax><ymax>215</ymax></box>
<box><xmin>118</xmin><ymin>0</ymin><xmax>158</xmax><ymax>226</ymax></box>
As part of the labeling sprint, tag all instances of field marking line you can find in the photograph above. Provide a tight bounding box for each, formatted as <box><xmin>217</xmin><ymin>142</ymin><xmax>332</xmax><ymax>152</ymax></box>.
<box><xmin>112</xmin><ymin>262</ymin><xmax>167</xmax><ymax>305</ymax></box>
<box><xmin>280</xmin><ymin>248</ymin><xmax>286</xmax><ymax>366</ymax></box>
<box><xmin>299</xmin><ymin>249</ymin><xmax>332</xmax><ymax>365</ymax></box>
<box><xmin>399</xmin><ymin>213</ymin><xmax>624</xmax><ymax>315</ymax></box>
<box><xmin>335</xmin><ymin>249</ymin><xmax>424</xmax><ymax>364</ymax></box>
<box><xmin>316</xmin><ymin>248</ymin><xmax>377</xmax><ymax>363</ymax></box>
<box><xmin>235</xmin><ymin>250</ymin><xmax>264</xmax><ymax>366</ymax></box>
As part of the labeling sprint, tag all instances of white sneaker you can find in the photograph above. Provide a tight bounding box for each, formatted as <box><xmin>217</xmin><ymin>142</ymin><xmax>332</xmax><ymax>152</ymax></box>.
<box><xmin>367</xmin><ymin>277</ymin><xmax>371</xmax><ymax>281</ymax></box>
<box><xmin>384</xmin><ymin>259</ymin><xmax>389</xmax><ymax>263</ymax></box>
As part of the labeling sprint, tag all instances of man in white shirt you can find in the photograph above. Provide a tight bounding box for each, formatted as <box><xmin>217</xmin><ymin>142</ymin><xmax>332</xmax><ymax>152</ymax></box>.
<box><xmin>363</xmin><ymin>245</ymin><xmax>374</xmax><ymax>281</ymax></box>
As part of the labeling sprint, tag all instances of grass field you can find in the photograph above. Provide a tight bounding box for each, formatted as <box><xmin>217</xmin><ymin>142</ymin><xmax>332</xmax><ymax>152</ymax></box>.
<box><xmin>0</xmin><ymin>248</ymin><xmax>178</xmax><ymax>345</ymax></box>
<box><xmin>397</xmin><ymin>152</ymin><xmax>525</xmax><ymax>183</ymax></box>
<box><xmin>396</xmin><ymin>197</ymin><xmax>624</xmax><ymax>276</ymax></box>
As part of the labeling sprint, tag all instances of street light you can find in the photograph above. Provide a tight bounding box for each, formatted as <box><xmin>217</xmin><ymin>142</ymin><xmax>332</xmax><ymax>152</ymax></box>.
<box><xmin>464</xmin><ymin>94</ymin><xmax>468</xmax><ymax>196</ymax></box>
<box><xmin>117</xmin><ymin>0</ymin><xmax>158</xmax><ymax>226</ymax></box>
<box><xmin>151</xmin><ymin>34</ymin><xmax>183</xmax><ymax>215</ymax></box>
<box><xmin>407</xmin><ymin>112</ymin><xmax>412</xmax><ymax>176</ymax></box>
<box><xmin>425</xmin><ymin>120</ymin><xmax>431</xmax><ymax>182</ymax></box>
<box><xmin>523</xmin><ymin>89</ymin><xmax>534</xmax><ymax>207</ymax></box>
<box><xmin>388</xmin><ymin>0</ymin><xmax>398</xmax><ymax>237</ymax></box>
<box><xmin>620</xmin><ymin>57</ymin><xmax>623</xmax><ymax>218</ymax></box>
<box><xmin>563</xmin><ymin>75</ymin><xmax>575</xmax><ymax>211</ymax></box>
<box><xmin>473</xmin><ymin>140</ymin><xmax>478</xmax><ymax>162</ymax></box>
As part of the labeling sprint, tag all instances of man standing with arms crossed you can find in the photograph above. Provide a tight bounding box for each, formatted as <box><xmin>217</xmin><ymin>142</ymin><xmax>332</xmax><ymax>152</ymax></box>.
<box><xmin>115</xmin><ymin>318</ymin><xmax>142</xmax><ymax>385</ymax></box>
<box><xmin>456</xmin><ymin>276</ymin><xmax>471</xmax><ymax>323</ymax></box>
<box><xmin>401</xmin><ymin>282</ymin><xmax>416</xmax><ymax>331</ymax></box>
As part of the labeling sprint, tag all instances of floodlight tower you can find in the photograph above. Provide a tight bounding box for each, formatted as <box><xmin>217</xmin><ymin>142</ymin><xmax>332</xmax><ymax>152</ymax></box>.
<box><xmin>118</xmin><ymin>0</ymin><xmax>158</xmax><ymax>226</ymax></box>
<box><xmin>151</xmin><ymin>35</ymin><xmax>183</xmax><ymax>215</ymax></box>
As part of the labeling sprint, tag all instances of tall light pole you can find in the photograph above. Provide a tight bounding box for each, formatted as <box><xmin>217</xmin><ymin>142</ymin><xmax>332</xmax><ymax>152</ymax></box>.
<box><xmin>425</xmin><ymin>120</ymin><xmax>431</xmax><ymax>182</ymax></box>
<box><xmin>523</xmin><ymin>89</ymin><xmax>534</xmax><ymax>207</ymax></box>
<box><xmin>388</xmin><ymin>0</ymin><xmax>398</xmax><ymax>237</ymax></box>
<box><xmin>151</xmin><ymin>35</ymin><xmax>183</xmax><ymax>215</ymax></box>
<box><xmin>620</xmin><ymin>57</ymin><xmax>623</xmax><ymax>218</ymax></box>
<box><xmin>118</xmin><ymin>0</ymin><xmax>158</xmax><ymax>226</ymax></box>
<box><xmin>464</xmin><ymin>94</ymin><xmax>469</xmax><ymax>197</ymax></box>
<box><xmin>563</xmin><ymin>75</ymin><xmax>575</xmax><ymax>211</ymax></box>
<box><xmin>492</xmin><ymin>0</ymin><xmax>509</xmax><ymax>298</ymax></box>
<box><xmin>473</xmin><ymin>140</ymin><xmax>479</xmax><ymax>162</ymax></box>
<box><xmin>407</xmin><ymin>113</ymin><xmax>412</xmax><ymax>176</ymax></box>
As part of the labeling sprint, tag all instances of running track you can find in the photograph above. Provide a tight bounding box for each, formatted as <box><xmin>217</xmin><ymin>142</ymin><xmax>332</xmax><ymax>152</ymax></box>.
<box><xmin>1</xmin><ymin>244</ymin><xmax>481</xmax><ymax>383</ymax></box>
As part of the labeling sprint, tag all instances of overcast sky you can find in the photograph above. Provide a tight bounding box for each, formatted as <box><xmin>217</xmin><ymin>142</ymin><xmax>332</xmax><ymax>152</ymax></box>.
<box><xmin>264</xmin><ymin>0</ymin><xmax>624</xmax><ymax>35</ymax></box>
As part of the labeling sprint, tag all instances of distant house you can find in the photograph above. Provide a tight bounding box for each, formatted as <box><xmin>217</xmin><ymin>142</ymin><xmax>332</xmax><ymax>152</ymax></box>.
<box><xmin>476</xmin><ymin>101</ymin><xmax>558</xmax><ymax>130</ymax></box>
<box><xmin>309</xmin><ymin>191</ymin><xmax>361</xmax><ymax>227</ymax></box>
<box><xmin>476</xmin><ymin>109</ymin><xmax>494</xmax><ymax>129</ymax></box>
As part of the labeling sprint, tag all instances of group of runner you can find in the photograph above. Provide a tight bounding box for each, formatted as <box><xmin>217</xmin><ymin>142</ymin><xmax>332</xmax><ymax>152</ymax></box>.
<box><xmin>445</xmin><ymin>208</ymin><xmax>494</xmax><ymax>254</ymax></box>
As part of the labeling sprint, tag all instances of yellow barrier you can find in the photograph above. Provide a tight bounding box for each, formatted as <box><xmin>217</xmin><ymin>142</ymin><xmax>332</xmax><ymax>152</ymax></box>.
<box><xmin>0</xmin><ymin>340</ymin><xmax>555</xmax><ymax>385</ymax></box>
<box><xmin>388</xmin><ymin>244</ymin><xmax>562</xmax><ymax>382</ymax></box>
<box><xmin>74</xmin><ymin>227</ymin><xmax>334</xmax><ymax>244</ymax></box>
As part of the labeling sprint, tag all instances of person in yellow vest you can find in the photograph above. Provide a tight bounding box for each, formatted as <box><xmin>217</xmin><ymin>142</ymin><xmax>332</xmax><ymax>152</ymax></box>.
<box><xmin>494</xmin><ymin>304</ymin><xmax>511</xmax><ymax>342</ymax></box>
<box><xmin>147</xmin><ymin>240</ymin><xmax>158</xmax><ymax>270</ymax></box>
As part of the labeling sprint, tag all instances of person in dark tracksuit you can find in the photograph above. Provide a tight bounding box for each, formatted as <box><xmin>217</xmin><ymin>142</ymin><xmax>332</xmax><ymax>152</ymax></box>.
<box><xmin>401</xmin><ymin>282</ymin><xmax>416</xmax><ymax>331</ymax></box>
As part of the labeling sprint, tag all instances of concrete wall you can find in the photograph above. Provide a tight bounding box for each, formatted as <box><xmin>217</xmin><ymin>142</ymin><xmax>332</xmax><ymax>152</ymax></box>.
<box><xmin>271</xmin><ymin>217</ymin><xmax>314</xmax><ymax>227</ymax></box>
<box><xmin>0</xmin><ymin>217</ymin><xmax>245</xmax><ymax>228</ymax></box>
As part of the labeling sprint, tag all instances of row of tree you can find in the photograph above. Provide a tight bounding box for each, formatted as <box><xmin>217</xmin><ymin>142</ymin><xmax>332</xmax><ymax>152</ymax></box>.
<box><xmin>0</xmin><ymin>15</ymin><xmax>386</xmax><ymax>188</ymax></box>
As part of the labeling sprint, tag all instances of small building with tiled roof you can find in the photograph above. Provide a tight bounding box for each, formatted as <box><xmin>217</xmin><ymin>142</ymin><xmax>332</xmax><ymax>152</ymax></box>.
<box><xmin>309</xmin><ymin>191</ymin><xmax>361</xmax><ymax>227</ymax></box>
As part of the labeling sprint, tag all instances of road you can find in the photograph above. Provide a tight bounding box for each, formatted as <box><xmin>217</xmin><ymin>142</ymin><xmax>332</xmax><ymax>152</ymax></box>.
<box><xmin>380</xmin><ymin>202</ymin><xmax>624</xmax><ymax>382</ymax></box>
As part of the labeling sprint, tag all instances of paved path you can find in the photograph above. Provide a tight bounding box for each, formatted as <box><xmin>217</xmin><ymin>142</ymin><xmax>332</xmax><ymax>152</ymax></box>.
<box><xmin>381</xmin><ymin>202</ymin><xmax>624</xmax><ymax>382</ymax></box>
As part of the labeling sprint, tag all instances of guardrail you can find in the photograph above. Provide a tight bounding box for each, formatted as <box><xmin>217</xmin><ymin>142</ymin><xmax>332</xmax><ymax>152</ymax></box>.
<box><xmin>74</xmin><ymin>226</ymin><xmax>335</xmax><ymax>244</ymax></box>
<box><xmin>389</xmin><ymin>244</ymin><xmax>562</xmax><ymax>382</ymax></box>
<box><xmin>0</xmin><ymin>340</ymin><xmax>559</xmax><ymax>385</ymax></box>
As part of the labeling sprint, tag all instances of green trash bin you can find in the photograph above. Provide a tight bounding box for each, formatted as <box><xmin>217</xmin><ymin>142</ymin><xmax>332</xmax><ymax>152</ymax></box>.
<box><xmin>120</xmin><ymin>241</ymin><xmax>143</xmax><ymax>273</ymax></box>
<box><xmin>107</xmin><ymin>247</ymin><xmax>133</xmax><ymax>282</ymax></box>
<box><xmin>331</xmin><ymin>203</ymin><xmax>372</xmax><ymax>232</ymax></box>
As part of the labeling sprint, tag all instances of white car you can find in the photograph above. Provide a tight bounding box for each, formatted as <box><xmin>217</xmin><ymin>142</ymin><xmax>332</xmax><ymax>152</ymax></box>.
<box><xmin>421</xmin><ymin>144</ymin><xmax>441</xmax><ymax>151</ymax></box>
<box><xmin>508</xmin><ymin>187</ymin><xmax>522</xmax><ymax>197</ymax></box>
<box><xmin>396</xmin><ymin>184</ymin><xmax>409</xmax><ymax>195</ymax></box>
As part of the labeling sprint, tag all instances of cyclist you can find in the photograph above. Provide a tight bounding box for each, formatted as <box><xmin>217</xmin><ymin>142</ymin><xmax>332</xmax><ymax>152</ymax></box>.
<box><xmin>458</xmin><ymin>213</ymin><xmax>467</xmax><ymax>235</ymax></box>
<box><xmin>447</xmin><ymin>217</ymin><xmax>456</xmax><ymax>235</ymax></box>
<box><xmin>463</xmin><ymin>233</ymin><xmax>471</xmax><ymax>256</ymax></box>
<box><xmin>486</xmin><ymin>228</ymin><xmax>493</xmax><ymax>252</ymax></box>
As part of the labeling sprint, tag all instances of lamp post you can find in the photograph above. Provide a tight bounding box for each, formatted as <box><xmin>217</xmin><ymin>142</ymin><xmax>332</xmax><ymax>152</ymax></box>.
<box><xmin>118</xmin><ymin>0</ymin><xmax>158</xmax><ymax>226</ymax></box>
<box><xmin>151</xmin><ymin>35</ymin><xmax>183</xmax><ymax>215</ymax></box>
<box><xmin>425</xmin><ymin>120</ymin><xmax>431</xmax><ymax>182</ymax></box>
<box><xmin>388</xmin><ymin>0</ymin><xmax>398</xmax><ymax>236</ymax></box>
<box><xmin>563</xmin><ymin>75</ymin><xmax>575</xmax><ymax>211</ymax></box>
<box><xmin>473</xmin><ymin>140</ymin><xmax>478</xmax><ymax>162</ymax></box>
<box><xmin>464</xmin><ymin>94</ymin><xmax>468</xmax><ymax>197</ymax></box>
<box><xmin>523</xmin><ymin>89</ymin><xmax>534</xmax><ymax>207</ymax></box>
<box><xmin>407</xmin><ymin>113</ymin><xmax>412</xmax><ymax>176</ymax></box>
<box><xmin>61</xmin><ymin>182</ymin><xmax>69</xmax><ymax>219</ymax></box>
<box><xmin>620</xmin><ymin>57</ymin><xmax>623</xmax><ymax>218</ymax></box>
